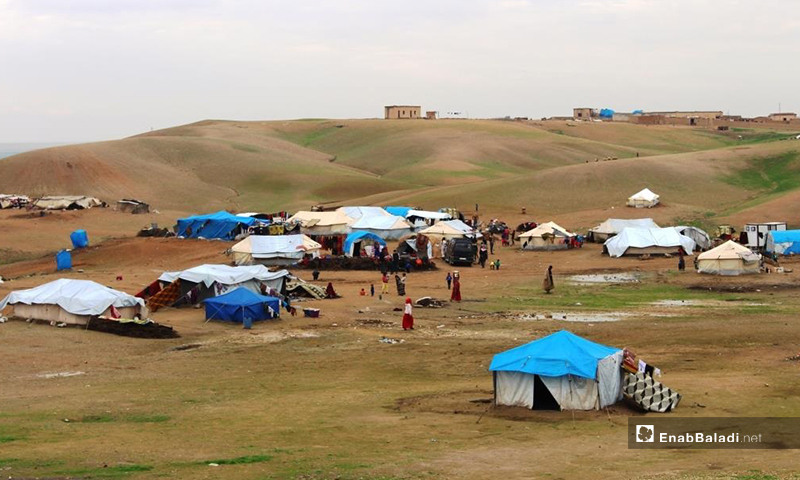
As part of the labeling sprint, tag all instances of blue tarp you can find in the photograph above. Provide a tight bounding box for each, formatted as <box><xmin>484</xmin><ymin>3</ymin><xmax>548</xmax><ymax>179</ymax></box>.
<box><xmin>489</xmin><ymin>330</ymin><xmax>619</xmax><ymax>380</ymax></box>
<box><xmin>599</xmin><ymin>108</ymin><xmax>615</xmax><ymax>118</ymax></box>
<box><xmin>385</xmin><ymin>206</ymin><xmax>412</xmax><ymax>217</ymax></box>
<box><xmin>56</xmin><ymin>250</ymin><xmax>72</xmax><ymax>271</ymax></box>
<box><xmin>176</xmin><ymin>211</ymin><xmax>257</xmax><ymax>240</ymax></box>
<box><xmin>70</xmin><ymin>229</ymin><xmax>89</xmax><ymax>248</ymax></box>
<box><xmin>202</xmin><ymin>287</ymin><xmax>280</xmax><ymax>323</ymax></box>
<box><xmin>344</xmin><ymin>231</ymin><xmax>386</xmax><ymax>256</ymax></box>
<box><xmin>767</xmin><ymin>230</ymin><xmax>800</xmax><ymax>255</ymax></box>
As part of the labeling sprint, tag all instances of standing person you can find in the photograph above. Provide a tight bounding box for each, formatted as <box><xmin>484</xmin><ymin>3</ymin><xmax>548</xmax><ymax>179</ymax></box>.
<box><xmin>370</xmin><ymin>283</ymin><xmax>375</xmax><ymax>297</ymax></box>
<box><xmin>543</xmin><ymin>265</ymin><xmax>554</xmax><ymax>294</ymax></box>
<box><xmin>451</xmin><ymin>271</ymin><xmax>462</xmax><ymax>302</ymax></box>
<box><xmin>479</xmin><ymin>244</ymin><xmax>488</xmax><ymax>268</ymax></box>
<box><xmin>402</xmin><ymin>297</ymin><xmax>414</xmax><ymax>330</ymax></box>
<box><xmin>391</xmin><ymin>250</ymin><xmax>400</xmax><ymax>274</ymax></box>
<box><xmin>510</xmin><ymin>230</ymin><xmax>515</xmax><ymax>246</ymax></box>
<box><xmin>441</xmin><ymin>238</ymin><xmax>448</xmax><ymax>259</ymax></box>
<box><xmin>381</xmin><ymin>272</ymin><xmax>390</xmax><ymax>295</ymax></box>
<box><xmin>494</xmin><ymin>258</ymin><xmax>501</xmax><ymax>270</ymax></box>
<box><xmin>678</xmin><ymin>249</ymin><xmax>686</xmax><ymax>271</ymax></box>
<box><xmin>312</xmin><ymin>269</ymin><xmax>320</xmax><ymax>281</ymax></box>
<box><xmin>489</xmin><ymin>235</ymin><xmax>495</xmax><ymax>254</ymax></box>
<box><xmin>446</xmin><ymin>271</ymin><xmax>453</xmax><ymax>290</ymax></box>
<box><xmin>405</xmin><ymin>259</ymin><xmax>412</xmax><ymax>273</ymax></box>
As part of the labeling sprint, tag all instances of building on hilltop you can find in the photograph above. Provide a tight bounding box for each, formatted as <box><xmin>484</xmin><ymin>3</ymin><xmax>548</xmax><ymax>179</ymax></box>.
<box><xmin>384</xmin><ymin>105</ymin><xmax>421</xmax><ymax>119</ymax></box>
<box><xmin>425</xmin><ymin>110</ymin><xmax>438</xmax><ymax>120</ymax></box>
<box><xmin>573</xmin><ymin>107</ymin><xmax>596</xmax><ymax>120</ymax></box>
<box><xmin>768</xmin><ymin>112</ymin><xmax>797</xmax><ymax>122</ymax></box>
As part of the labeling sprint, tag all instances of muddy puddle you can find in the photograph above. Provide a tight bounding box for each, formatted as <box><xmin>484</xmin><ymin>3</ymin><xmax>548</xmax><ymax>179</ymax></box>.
<box><xmin>568</xmin><ymin>273</ymin><xmax>640</xmax><ymax>284</ymax></box>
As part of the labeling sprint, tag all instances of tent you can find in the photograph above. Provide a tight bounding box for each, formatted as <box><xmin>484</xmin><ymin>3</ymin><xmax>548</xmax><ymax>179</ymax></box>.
<box><xmin>397</xmin><ymin>236</ymin><xmax>434</xmax><ymax>259</ymax></box>
<box><xmin>116</xmin><ymin>199</ymin><xmax>150</xmax><ymax>214</ymax></box>
<box><xmin>337</xmin><ymin>206</ymin><xmax>390</xmax><ymax>220</ymax></box>
<box><xmin>156</xmin><ymin>264</ymin><xmax>289</xmax><ymax>306</ymax></box>
<box><xmin>405</xmin><ymin>209</ymin><xmax>452</xmax><ymax>228</ymax></box>
<box><xmin>231</xmin><ymin>235</ymin><xmax>321</xmax><ymax>266</ymax></box>
<box><xmin>385</xmin><ymin>206</ymin><xmax>412</xmax><ymax>217</ymax></box>
<box><xmin>0</xmin><ymin>194</ymin><xmax>30</xmax><ymax>209</ymax></box>
<box><xmin>588</xmin><ymin>218</ymin><xmax>659</xmax><ymax>242</ymax></box>
<box><xmin>343</xmin><ymin>231</ymin><xmax>386</xmax><ymax>257</ymax></box>
<box><xmin>0</xmin><ymin>279</ymin><xmax>146</xmax><ymax>326</ymax></box>
<box><xmin>674</xmin><ymin>226</ymin><xmax>712</xmax><ymax>251</ymax></box>
<box><xmin>627</xmin><ymin>188</ymin><xmax>660</xmax><ymax>208</ymax></box>
<box><xmin>489</xmin><ymin>330</ymin><xmax>623</xmax><ymax>411</ymax></box>
<box><xmin>350</xmin><ymin>215</ymin><xmax>413</xmax><ymax>240</ymax></box>
<box><xmin>604</xmin><ymin>227</ymin><xmax>695</xmax><ymax>257</ymax></box>
<box><xmin>519</xmin><ymin>221</ymin><xmax>575</xmax><ymax>251</ymax></box>
<box><xmin>287</xmin><ymin>210</ymin><xmax>354</xmax><ymax>235</ymax></box>
<box><xmin>176</xmin><ymin>211</ymin><xmax>257</xmax><ymax>240</ymax></box>
<box><xmin>766</xmin><ymin>230</ymin><xmax>800</xmax><ymax>256</ymax></box>
<box><xmin>33</xmin><ymin>196</ymin><xmax>103</xmax><ymax>210</ymax></box>
<box><xmin>418</xmin><ymin>220</ymin><xmax>475</xmax><ymax>240</ymax></box>
<box><xmin>697</xmin><ymin>240</ymin><xmax>760</xmax><ymax>275</ymax></box>
<box><xmin>202</xmin><ymin>287</ymin><xmax>280</xmax><ymax>323</ymax></box>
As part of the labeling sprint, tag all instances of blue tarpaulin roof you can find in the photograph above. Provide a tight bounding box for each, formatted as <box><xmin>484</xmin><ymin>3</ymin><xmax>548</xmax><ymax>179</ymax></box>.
<box><xmin>176</xmin><ymin>211</ymin><xmax>257</xmax><ymax>240</ymax></box>
<box><xmin>202</xmin><ymin>287</ymin><xmax>280</xmax><ymax>322</ymax></box>
<box><xmin>344</xmin><ymin>231</ymin><xmax>386</xmax><ymax>255</ymax></box>
<box><xmin>489</xmin><ymin>330</ymin><xmax>619</xmax><ymax>379</ymax></box>
<box><xmin>768</xmin><ymin>230</ymin><xmax>800</xmax><ymax>254</ymax></box>
<box><xmin>385</xmin><ymin>206</ymin><xmax>412</xmax><ymax>217</ymax></box>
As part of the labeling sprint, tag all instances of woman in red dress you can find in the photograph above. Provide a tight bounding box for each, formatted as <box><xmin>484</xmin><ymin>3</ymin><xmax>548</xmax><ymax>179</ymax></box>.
<box><xmin>450</xmin><ymin>271</ymin><xmax>462</xmax><ymax>302</ymax></box>
<box><xmin>402</xmin><ymin>297</ymin><xmax>414</xmax><ymax>330</ymax></box>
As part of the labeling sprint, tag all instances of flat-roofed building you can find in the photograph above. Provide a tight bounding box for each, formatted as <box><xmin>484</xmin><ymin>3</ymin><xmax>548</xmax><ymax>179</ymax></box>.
<box><xmin>384</xmin><ymin>105</ymin><xmax>421</xmax><ymax>119</ymax></box>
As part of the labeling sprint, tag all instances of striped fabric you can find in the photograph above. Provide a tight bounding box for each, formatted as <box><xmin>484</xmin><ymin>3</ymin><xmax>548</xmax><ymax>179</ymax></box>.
<box><xmin>146</xmin><ymin>279</ymin><xmax>182</xmax><ymax>312</ymax></box>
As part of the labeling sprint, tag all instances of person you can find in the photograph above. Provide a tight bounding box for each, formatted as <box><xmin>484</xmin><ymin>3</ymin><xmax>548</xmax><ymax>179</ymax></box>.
<box><xmin>678</xmin><ymin>249</ymin><xmax>686</xmax><ymax>271</ymax></box>
<box><xmin>479</xmin><ymin>244</ymin><xmax>488</xmax><ymax>268</ymax></box>
<box><xmin>494</xmin><ymin>259</ymin><xmax>501</xmax><ymax>270</ymax></box>
<box><xmin>312</xmin><ymin>269</ymin><xmax>320</xmax><ymax>281</ymax></box>
<box><xmin>510</xmin><ymin>230</ymin><xmax>515</xmax><ymax>246</ymax></box>
<box><xmin>543</xmin><ymin>265</ymin><xmax>554</xmax><ymax>294</ymax></box>
<box><xmin>489</xmin><ymin>235</ymin><xmax>495</xmax><ymax>254</ymax></box>
<box><xmin>391</xmin><ymin>250</ymin><xmax>400</xmax><ymax>274</ymax></box>
<box><xmin>395</xmin><ymin>273</ymin><xmax>406</xmax><ymax>296</ymax></box>
<box><xmin>359</xmin><ymin>288</ymin><xmax>366</xmax><ymax>296</ymax></box>
<box><xmin>441</xmin><ymin>238</ymin><xmax>448</xmax><ymax>258</ymax></box>
<box><xmin>446</xmin><ymin>271</ymin><xmax>453</xmax><ymax>290</ymax></box>
<box><xmin>381</xmin><ymin>273</ymin><xmax>390</xmax><ymax>295</ymax></box>
<box><xmin>326</xmin><ymin>282</ymin><xmax>339</xmax><ymax>299</ymax></box>
<box><xmin>451</xmin><ymin>271</ymin><xmax>462</xmax><ymax>302</ymax></box>
<box><xmin>370</xmin><ymin>284</ymin><xmax>375</xmax><ymax>296</ymax></box>
<box><xmin>405</xmin><ymin>259</ymin><xmax>412</xmax><ymax>274</ymax></box>
<box><xmin>402</xmin><ymin>297</ymin><xmax>414</xmax><ymax>330</ymax></box>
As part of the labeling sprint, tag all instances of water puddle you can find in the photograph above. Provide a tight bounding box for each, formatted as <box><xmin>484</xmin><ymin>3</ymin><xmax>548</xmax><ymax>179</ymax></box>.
<box><xmin>518</xmin><ymin>312</ymin><xmax>631</xmax><ymax>323</ymax></box>
<box><xmin>37</xmin><ymin>371</ymin><xmax>85</xmax><ymax>379</ymax></box>
<box><xmin>568</xmin><ymin>273</ymin><xmax>640</xmax><ymax>284</ymax></box>
<box><xmin>651</xmin><ymin>299</ymin><xmax>767</xmax><ymax>308</ymax></box>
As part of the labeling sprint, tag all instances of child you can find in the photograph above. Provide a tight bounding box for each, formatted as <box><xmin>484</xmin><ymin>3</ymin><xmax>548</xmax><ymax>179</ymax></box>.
<box><xmin>359</xmin><ymin>288</ymin><xmax>366</xmax><ymax>296</ymax></box>
<box><xmin>446</xmin><ymin>271</ymin><xmax>453</xmax><ymax>290</ymax></box>
<box><xmin>370</xmin><ymin>283</ymin><xmax>375</xmax><ymax>296</ymax></box>
<box><xmin>494</xmin><ymin>259</ymin><xmax>501</xmax><ymax>270</ymax></box>
<box><xmin>405</xmin><ymin>260</ymin><xmax>412</xmax><ymax>273</ymax></box>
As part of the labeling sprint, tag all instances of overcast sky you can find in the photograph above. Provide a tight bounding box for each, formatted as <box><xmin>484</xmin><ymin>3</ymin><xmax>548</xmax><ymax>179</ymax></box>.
<box><xmin>1</xmin><ymin>0</ymin><xmax>798</xmax><ymax>142</ymax></box>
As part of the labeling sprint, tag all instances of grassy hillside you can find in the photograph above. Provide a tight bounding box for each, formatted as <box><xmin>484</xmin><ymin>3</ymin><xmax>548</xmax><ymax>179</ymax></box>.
<box><xmin>1</xmin><ymin>118</ymin><xmax>799</xmax><ymax>219</ymax></box>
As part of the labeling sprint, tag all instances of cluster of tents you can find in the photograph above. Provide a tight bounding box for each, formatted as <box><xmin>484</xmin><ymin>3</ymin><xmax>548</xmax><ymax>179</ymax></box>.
<box><xmin>0</xmin><ymin>194</ymin><xmax>104</xmax><ymax>210</ymax></box>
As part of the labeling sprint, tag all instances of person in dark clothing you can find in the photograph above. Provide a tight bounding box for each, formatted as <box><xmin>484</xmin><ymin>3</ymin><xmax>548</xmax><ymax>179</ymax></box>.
<box><xmin>312</xmin><ymin>269</ymin><xmax>320</xmax><ymax>281</ymax></box>
<box><xmin>479</xmin><ymin>244</ymin><xmax>488</xmax><ymax>268</ymax></box>
<box><xmin>391</xmin><ymin>251</ymin><xmax>400</xmax><ymax>274</ymax></box>
<box><xmin>405</xmin><ymin>260</ymin><xmax>412</xmax><ymax>273</ymax></box>
<box><xmin>446</xmin><ymin>272</ymin><xmax>452</xmax><ymax>290</ymax></box>
<box><xmin>678</xmin><ymin>250</ymin><xmax>686</xmax><ymax>271</ymax></box>
<box><xmin>489</xmin><ymin>236</ymin><xmax>495</xmax><ymax>254</ymax></box>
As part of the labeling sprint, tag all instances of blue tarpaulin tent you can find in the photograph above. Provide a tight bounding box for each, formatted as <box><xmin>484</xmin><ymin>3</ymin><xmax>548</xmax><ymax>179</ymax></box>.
<box><xmin>767</xmin><ymin>230</ymin><xmax>800</xmax><ymax>255</ymax></box>
<box><xmin>385</xmin><ymin>206</ymin><xmax>412</xmax><ymax>217</ymax></box>
<box><xmin>489</xmin><ymin>330</ymin><xmax>623</xmax><ymax>410</ymax></box>
<box><xmin>176</xmin><ymin>211</ymin><xmax>257</xmax><ymax>240</ymax></box>
<box><xmin>56</xmin><ymin>250</ymin><xmax>72</xmax><ymax>271</ymax></box>
<box><xmin>344</xmin><ymin>231</ymin><xmax>386</xmax><ymax>257</ymax></box>
<box><xmin>202</xmin><ymin>287</ymin><xmax>280</xmax><ymax>323</ymax></box>
<box><xmin>599</xmin><ymin>108</ymin><xmax>615</xmax><ymax>119</ymax></box>
<box><xmin>70</xmin><ymin>229</ymin><xmax>89</xmax><ymax>248</ymax></box>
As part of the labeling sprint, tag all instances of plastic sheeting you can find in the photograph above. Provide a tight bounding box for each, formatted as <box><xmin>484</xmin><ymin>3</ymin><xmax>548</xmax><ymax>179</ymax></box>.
<box><xmin>56</xmin><ymin>250</ymin><xmax>72</xmax><ymax>271</ymax></box>
<box><xmin>590</xmin><ymin>218</ymin><xmax>659</xmax><ymax>236</ymax></box>
<box><xmin>674</xmin><ymin>226</ymin><xmax>712</xmax><ymax>251</ymax></box>
<box><xmin>337</xmin><ymin>206</ymin><xmax>389</xmax><ymax>220</ymax></box>
<box><xmin>202</xmin><ymin>287</ymin><xmax>280</xmax><ymax>322</ymax></box>
<box><xmin>495</xmin><ymin>371</ymin><xmax>534</xmax><ymax>408</ymax></box>
<box><xmin>385</xmin><ymin>206</ymin><xmax>412</xmax><ymax>217</ymax></box>
<box><xmin>344</xmin><ymin>231</ymin><xmax>386</xmax><ymax>257</ymax></box>
<box><xmin>604</xmin><ymin>227</ymin><xmax>695</xmax><ymax>257</ymax></box>
<box><xmin>419</xmin><ymin>220</ymin><xmax>475</xmax><ymax>239</ymax></box>
<box><xmin>766</xmin><ymin>230</ymin><xmax>800</xmax><ymax>255</ymax></box>
<box><xmin>176</xmin><ymin>211</ymin><xmax>257</xmax><ymax>240</ymax></box>
<box><xmin>231</xmin><ymin>235</ymin><xmax>320</xmax><ymax>265</ymax></box>
<box><xmin>350</xmin><ymin>215</ymin><xmax>413</xmax><ymax>240</ymax></box>
<box><xmin>70</xmin><ymin>229</ymin><xmax>89</xmax><ymax>248</ymax></box>
<box><xmin>0</xmin><ymin>278</ymin><xmax>144</xmax><ymax>316</ymax></box>
<box><xmin>158</xmin><ymin>264</ymin><xmax>289</xmax><ymax>288</ymax></box>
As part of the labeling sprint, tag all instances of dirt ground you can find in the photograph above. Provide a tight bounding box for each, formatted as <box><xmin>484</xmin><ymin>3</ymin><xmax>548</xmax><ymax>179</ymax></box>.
<box><xmin>2</xmin><ymin>205</ymin><xmax>800</xmax><ymax>480</ymax></box>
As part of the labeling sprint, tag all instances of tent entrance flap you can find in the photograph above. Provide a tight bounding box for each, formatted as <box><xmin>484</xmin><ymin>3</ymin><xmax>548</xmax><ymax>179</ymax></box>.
<box><xmin>533</xmin><ymin>375</ymin><xmax>560</xmax><ymax>410</ymax></box>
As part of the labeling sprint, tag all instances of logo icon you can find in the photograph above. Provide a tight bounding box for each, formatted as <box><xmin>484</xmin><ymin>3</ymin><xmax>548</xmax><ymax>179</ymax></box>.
<box><xmin>637</xmin><ymin>425</ymin><xmax>655</xmax><ymax>442</ymax></box>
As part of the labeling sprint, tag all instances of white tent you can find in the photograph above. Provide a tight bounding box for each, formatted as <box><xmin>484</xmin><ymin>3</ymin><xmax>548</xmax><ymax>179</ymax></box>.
<box><xmin>419</xmin><ymin>220</ymin><xmax>476</xmax><ymax>240</ymax></box>
<box><xmin>519</xmin><ymin>221</ymin><xmax>575</xmax><ymax>250</ymax></box>
<box><xmin>627</xmin><ymin>188</ymin><xmax>660</xmax><ymax>208</ymax></box>
<box><xmin>604</xmin><ymin>227</ymin><xmax>695</xmax><ymax>257</ymax></box>
<box><xmin>405</xmin><ymin>209</ymin><xmax>452</xmax><ymax>228</ymax></box>
<box><xmin>674</xmin><ymin>226</ymin><xmax>712</xmax><ymax>251</ymax></box>
<box><xmin>337</xmin><ymin>206</ymin><xmax>390</xmax><ymax>220</ymax></box>
<box><xmin>33</xmin><ymin>196</ymin><xmax>104</xmax><ymax>210</ymax></box>
<box><xmin>350</xmin><ymin>215</ymin><xmax>414</xmax><ymax>240</ymax></box>
<box><xmin>231</xmin><ymin>235</ymin><xmax>321</xmax><ymax>266</ymax></box>
<box><xmin>287</xmin><ymin>210</ymin><xmax>354</xmax><ymax>235</ymax></box>
<box><xmin>159</xmin><ymin>264</ymin><xmax>289</xmax><ymax>301</ymax></box>
<box><xmin>0</xmin><ymin>279</ymin><xmax>146</xmax><ymax>326</ymax></box>
<box><xmin>697</xmin><ymin>240</ymin><xmax>760</xmax><ymax>276</ymax></box>
<box><xmin>588</xmin><ymin>218</ymin><xmax>659</xmax><ymax>242</ymax></box>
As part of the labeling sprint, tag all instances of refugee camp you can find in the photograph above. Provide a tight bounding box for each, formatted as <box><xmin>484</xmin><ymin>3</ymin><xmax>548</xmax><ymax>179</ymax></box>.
<box><xmin>2</xmin><ymin>2</ymin><xmax>800</xmax><ymax>479</ymax></box>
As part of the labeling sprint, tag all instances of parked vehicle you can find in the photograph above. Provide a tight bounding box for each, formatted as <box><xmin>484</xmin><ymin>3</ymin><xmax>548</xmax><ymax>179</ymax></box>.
<box><xmin>444</xmin><ymin>238</ymin><xmax>477</xmax><ymax>266</ymax></box>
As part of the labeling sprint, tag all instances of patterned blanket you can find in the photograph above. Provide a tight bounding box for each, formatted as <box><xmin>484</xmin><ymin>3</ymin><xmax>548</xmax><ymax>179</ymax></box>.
<box><xmin>623</xmin><ymin>372</ymin><xmax>682</xmax><ymax>413</ymax></box>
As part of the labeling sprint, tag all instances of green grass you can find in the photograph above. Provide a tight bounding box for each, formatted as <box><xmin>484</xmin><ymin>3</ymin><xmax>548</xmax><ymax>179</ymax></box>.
<box><xmin>126</xmin><ymin>414</ymin><xmax>171</xmax><ymax>423</ymax></box>
<box><xmin>0</xmin><ymin>435</ymin><xmax>22</xmax><ymax>443</ymax></box>
<box><xmin>81</xmin><ymin>414</ymin><xmax>115</xmax><ymax>423</ymax></box>
<box><xmin>724</xmin><ymin>151</ymin><xmax>800</xmax><ymax>194</ymax></box>
<box><xmin>201</xmin><ymin>454</ymin><xmax>273</xmax><ymax>465</ymax></box>
<box><xmin>57</xmin><ymin>464</ymin><xmax>153</xmax><ymax>478</ymax></box>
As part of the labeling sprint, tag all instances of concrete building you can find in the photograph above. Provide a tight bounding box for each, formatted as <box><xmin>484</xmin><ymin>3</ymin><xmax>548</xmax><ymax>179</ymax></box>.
<box><xmin>645</xmin><ymin>111</ymin><xmax>722</xmax><ymax>119</ymax></box>
<box><xmin>768</xmin><ymin>112</ymin><xmax>797</xmax><ymax>122</ymax></box>
<box><xmin>384</xmin><ymin>105</ymin><xmax>421</xmax><ymax>119</ymax></box>
<box><xmin>573</xmin><ymin>108</ymin><xmax>595</xmax><ymax>120</ymax></box>
<box><xmin>425</xmin><ymin>111</ymin><xmax>438</xmax><ymax>120</ymax></box>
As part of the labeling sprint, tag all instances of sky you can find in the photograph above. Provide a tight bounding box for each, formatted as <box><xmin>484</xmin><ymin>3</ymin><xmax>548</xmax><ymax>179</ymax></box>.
<box><xmin>1</xmin><ymin>0</ymin><xmax>798</xmax><ymax>142</ymax></box>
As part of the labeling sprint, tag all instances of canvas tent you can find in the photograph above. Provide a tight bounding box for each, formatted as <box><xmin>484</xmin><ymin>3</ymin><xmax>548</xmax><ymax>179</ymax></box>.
<box><xmin>350</xmin><ymin>215</ymin><xmax>413</xmax><ymax>240</ymax></box>
<box><xmin>116</xmin><ymin>199</ymin><xmax>149</xmax><ymax>214</ymax></box>
<box><xmin>697</xmin><ymin>240</ymin><xmax>760</xmax><ymax>275</ymax></box>
<box><xmin>337</xmin><ymin>206</ymin><xmax>390</xmax><ymax>220</ymax></box>
<box><xmin>604</xmin><ymin>227</ymin><xmax>695</xmax><ymax>257</ymax></box>
<box><xmin>176</xmin><ymin>211</ymin><xmax>257</xmax><ymax>240</ymax></box>
<box><xmin>202</xmin><ymin>287</ymin><xmax>280</xmax><ymax>323</ymax></box>
<box><xmin>0</xmin><ymin>194</ymin><xmax>30</xmax><ymax>209</ymax></box>
<box><xmin>343</xmin><ymin>231</ymin><xmax>386</xmax><ymax>257</ymax></box>
<box><xmin>627</xmin><ymin>188</ymin><xmax>660</xmax><ymax>208</ymax></box>
<box><xmin>766</xmin><ymin>230</ymin><xmax>800</xmax><ymax>256</ymax></box>
<box><xmin>155</xmin><ymin>264</ymin><xmax>289</xmax><ymax>306</ymax></box>
<box><xmin>405</xmin><ymin>209</ymin><xmax>452</xmax><ymax>228</ymax></box>
<box><xmin>231</xmin><ymin>235</ymin><xmax>321</xmax><ymax>266</ymax></box>
<box><xmin>674</xmin><ymin>226</ymin><xmax>712</xmax><ymax>251</ymax></box>
<box><xmin>588</xmin><ymin>218</ymin><xmax>659</xmax><ymax>242</ymax></box>
<box><xmin>489</xmin><ymin>330</ymin><xmax>624</xmax><ymax>411</ymax></box>
<box><xmin>0</xmin><ymin>279</ymin><xmax>146</xmax><ymax>326</ymax></box>
<box><xmin>397</xmin><ymin>236</ymin><xmax>434</xmax><ymax>259</ymax></box>
<box><xmin>418</xmin><ymin>220</ymin><xmax>475</xmax><ymax>240</ymax></box>
<box><xmin>519</xmin><ymin>221</ymin><xmax>575</xmax><ymax>250</ymax></box>
<box><xmin>287</xmin><ymin>210</ymin><xmax>354</xmax><ymax>236</ymax></box>
<box><xmin>33</xmin><ymin>196</ymin><xmax>103</xmax><ymax>210</ymax></box>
